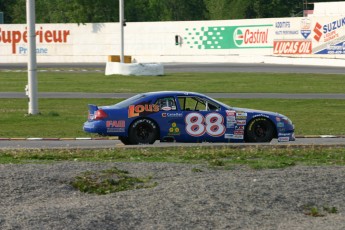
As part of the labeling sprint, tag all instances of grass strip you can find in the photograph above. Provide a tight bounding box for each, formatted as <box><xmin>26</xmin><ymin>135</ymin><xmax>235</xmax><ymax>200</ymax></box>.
<box><xmin>1</xmin><ymin>72</ymin><xmax>345</xmax><ymax>93</ymax></box>
<box><xmin>0</xmin><ymin>98</ymin><xmax>344</xmax><ymax>137</ymax></box>
<box><xmin>1</xmin><ymin>146</ymin><xmax>344</xmax><ymax>169</ymax></box>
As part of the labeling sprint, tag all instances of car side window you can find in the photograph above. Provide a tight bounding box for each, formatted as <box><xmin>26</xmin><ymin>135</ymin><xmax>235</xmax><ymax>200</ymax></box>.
<box><xmin>178</xmin><ymin>96</ymin><xmax>220</xmax><ymax>111</ymax></box>
<box><xmin>155</xmin><ymin>97</ymin><xmax>177</xmax><ymax>111</ymax></box>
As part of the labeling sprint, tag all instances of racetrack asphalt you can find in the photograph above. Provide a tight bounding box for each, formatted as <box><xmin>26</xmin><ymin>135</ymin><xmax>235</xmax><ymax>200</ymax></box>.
<box><xmin>2</xmin><ymin>62</ymin><xmax>345</xmax><ymax>74</ymax></box>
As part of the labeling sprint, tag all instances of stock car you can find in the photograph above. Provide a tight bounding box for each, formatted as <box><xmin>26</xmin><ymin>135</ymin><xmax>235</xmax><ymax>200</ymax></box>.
<box><xmin>83</xmin><ymin>91</ymin><xmax>295</xmax><ymax>145</ymax></box>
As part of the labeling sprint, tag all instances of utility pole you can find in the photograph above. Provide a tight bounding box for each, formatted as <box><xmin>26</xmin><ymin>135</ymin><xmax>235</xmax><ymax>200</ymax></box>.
<box><xmin>119</xmin><ymin>0</ymin><xmax>124</xmax><ymax>63</ymax></box>
<box><xmin>26</xmin><ymin>0</ymin><xmax>39</xmax><ymax>115</ymax></box>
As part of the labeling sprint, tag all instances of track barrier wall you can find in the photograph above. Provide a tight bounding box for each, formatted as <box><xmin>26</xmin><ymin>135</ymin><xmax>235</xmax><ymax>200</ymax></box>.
<box><xmin>1</xmin><ymin>16</ymin><xmax>345</xmax><ymax>65</ymax></box>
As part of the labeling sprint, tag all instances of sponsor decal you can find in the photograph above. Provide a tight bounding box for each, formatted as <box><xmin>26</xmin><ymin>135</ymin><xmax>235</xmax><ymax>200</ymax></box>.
<box><xmin>227</xmin><ymin>116</ymin><xmax>236</xmax><ymax>122</ymax></box>
<box><xmin>275</xmin><ymin>21</ymin><xmax>291</xmax><ymax>28</ymax></box>
<box><xmin>128</xmin><ymin>104</ymin><xmax>159</xmax><ymax>118</ymax></box>
<box><xmin>233</xmin><ymin>27</ymin><xmax>269</xmax><ymax>47</ymax></box>
<box><xmin>106</xmin><ymin>120</ymin><xmax>125</xmax><ymax>128</ymax></box>
<box><xmin>236</xmin><ymin>120</ymin><xmax>246</xmax><ymax>125</ymax></box>
<box><xmin>168</xmin><ymin>122</ymin><xmax>180</xmax><ymax>136</ymax></box>
<box><xmin>300</xmin><ymin>18</ymin><xmax>311</xmax><ymax>39</ymax></box>
<box><xmin>278</xmin><ymin>137</ymin><xmax>290</xmax><ymax>142</ymax></box>
<box><xmin>234</xmin><ymin>130</ymin><xmax>244</xmax><ymax>135</ymax></box>
<box><xmin>224</xmin><ymin>134</ymin><xmax>232</xmax><ymax>139</ymax></box>
<box><xmin>277</xmin><ymin>122</ymin><xmax>285</xmax><ymax>128</ymax></box>
<box><xmin>313</xmin><ymin>17</ymin><xmax>345</xmax><ymax>42</ymax></box>
<box><xmin>236</xmin><ymin>116</ymin><xmax>247</xmax><ymax>120</ymax></box>
<box><xmin>315</xmin><ymin>41</ymin><xmax>345</xmax><ymax>54</ymax></box>
<box><xmin>236</xmin><ymin>112</ymin><xmax>247</xmax><ymax>117</ymax></box>
<box><xmin>226</xmin><ymin>134</ymin><xmax>244</xmax><ymax>140</ymax></box>
<box><xmin>226</xmin><ymin>122</ymin><xmax>236</xmax><ymax>129</ymax></box>
<box><xmin>106</xmin><ymin>120</ymin><xmax>125</xmax><ymax>133</ymax></box>
<box><xmin>183</xmin><ymin>24</ymin><xmax>273</xmax><ymax>49</ymax></box>
<box><xmin>0</xmin><ymin>27</ymin><xmax>70</xmax><ymax>54</ymax></box>
<box><xmin>313</xmin><ymin>22</ymin><xmax>323</xmax><ymax>42</ymax></box>
<box><xmin>278</xmin><ymin>133</ymin><xmax>291</xmax><ymax>137</ymax></box>
<box><xmin>276</xmin><ymin>117</ymin><xmax>281</xmax><ymax>122</ymax></box>
<box><xmin>273</xmin><ymin>40</ymin><xmax>312</xmax><ymax>54</ymax></box>
<box><xmin>162</xmin><ymin>112</ymin><xmax>183</xmax><ymax>118</ymax></box>
<box><xmin>17</xmin><ymin>46</ymin><xmax>48</xmax><ymax>55</ymax></box>
<box><xmin>235</xmin><ymin>125</ymin><xmax>245</xmax><ymax>130</ymax></box>
<box><xmin>226</xmin><ymin>110</ymin><xmax>236</xmax><ymax>116</ymax></box>
<box><xmin>275</xmin><ymin>21</ymin><xmax>298</xmax><ymax>36</ymax></box>
<box><xmin>161</xmin><ymin>106</ymin><xmax>172</xmax><ymax>111</ymax></box>
<box><xmin>278</xmin><ymin>128</ymin><xmax>286</xmax><ymax>132</ymax></box>
<box><xmin>107</xmin><ymin>128</ymin><xmax>125</xmax><ymax>133</ymax></box>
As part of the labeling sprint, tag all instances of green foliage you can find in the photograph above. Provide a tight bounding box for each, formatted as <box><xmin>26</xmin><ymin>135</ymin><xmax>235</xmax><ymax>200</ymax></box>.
<box><xmin>70</xmin><ymin>167</ymin><xmax>157</xmax><ymax>194</ymax></box>
<box><xmin>2</xmin><ymin>0</ymin><xmax>339</xmax><ymax>24</ymax></box>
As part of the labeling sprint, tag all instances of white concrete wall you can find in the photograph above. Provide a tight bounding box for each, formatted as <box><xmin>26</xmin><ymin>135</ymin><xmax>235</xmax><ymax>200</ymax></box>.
<box><xmin>1</xmin><ymin>15</ymin><xmax>345</xmax><ymax>65</ymax></box>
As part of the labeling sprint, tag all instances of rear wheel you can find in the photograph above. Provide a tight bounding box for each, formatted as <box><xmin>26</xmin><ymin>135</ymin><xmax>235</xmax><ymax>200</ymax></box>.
<box><xmin>128</xmin><ymin>119</ymin><xmax>158</xmax><ymax>145</ymax></box>
<box><xmin>119</xmin><ymin>136</ymin><xmax>132</xmax><ymax>145</ymax></box>
<box><xmin>245</xmin><ymin>118</ymin><xmax>274</xmax><ymax>143</ymax></box>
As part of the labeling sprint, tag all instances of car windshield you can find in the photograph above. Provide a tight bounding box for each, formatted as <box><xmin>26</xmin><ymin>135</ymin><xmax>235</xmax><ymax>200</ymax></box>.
<box><xmin>202</xmin><ymin>95</ymin><xmax>231</xmax><ymax>110</ymax></box>
<box><xmin>113</xmin><ymin>94</ymin><xmax>147</xmax><ymax>108</ymax></box>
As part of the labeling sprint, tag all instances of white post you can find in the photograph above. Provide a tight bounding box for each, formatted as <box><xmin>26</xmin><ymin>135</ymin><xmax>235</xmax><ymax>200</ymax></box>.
<box><xmin>119</xmin><ymin>0</ymin><xmax>124</xmax><ymax>63</ymax></box>
<box><xmin>26</xmin><ymin>0</ymin><xmax>39</xmax><ymax>115</ymax></box>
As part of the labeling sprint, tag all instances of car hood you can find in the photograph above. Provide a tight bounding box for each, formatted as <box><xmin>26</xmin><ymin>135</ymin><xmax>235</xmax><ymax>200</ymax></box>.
<box><xmin>230</xmin><ymin>107</ymin><xmax>285</xmax><ymax>118</ymax></box>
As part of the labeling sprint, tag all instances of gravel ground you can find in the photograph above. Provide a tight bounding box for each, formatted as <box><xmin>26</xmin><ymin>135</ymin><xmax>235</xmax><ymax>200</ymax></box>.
<box><xmin>1</xmin><ymin>162</ymin><xmax>344</xmax><ymax>230</ymax></box>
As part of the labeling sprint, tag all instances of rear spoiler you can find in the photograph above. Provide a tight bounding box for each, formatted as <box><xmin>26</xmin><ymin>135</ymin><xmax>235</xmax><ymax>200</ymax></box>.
<box><xmin>87</xmin><ymin>104</ymin><xmax>99</xmax><ymax>120</ymax></box>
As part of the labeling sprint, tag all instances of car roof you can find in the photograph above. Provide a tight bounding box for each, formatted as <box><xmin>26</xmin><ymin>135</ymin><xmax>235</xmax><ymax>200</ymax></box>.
<box><xmin>143</xmin><ymin>91</ymin><xmax>206</xmax><ymax>98</ymax></box>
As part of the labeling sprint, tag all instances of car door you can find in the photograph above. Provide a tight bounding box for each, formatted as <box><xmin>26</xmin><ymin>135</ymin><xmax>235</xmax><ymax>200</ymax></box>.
<box><xmin>174</xmin><ymin>96</ymin><xmax>227</xmax><ymax>142</ymax></box>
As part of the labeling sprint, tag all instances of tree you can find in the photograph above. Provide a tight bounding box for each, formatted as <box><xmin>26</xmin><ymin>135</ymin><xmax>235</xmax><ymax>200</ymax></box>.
<box><xmin>248</xmin><ymin>0</ymin><xmax>303</xmax><ymax>18</ymax></box>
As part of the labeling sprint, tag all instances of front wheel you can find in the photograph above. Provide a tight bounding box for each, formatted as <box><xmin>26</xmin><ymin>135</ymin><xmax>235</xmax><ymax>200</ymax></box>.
<box><xmin>128</xmin><ymin>119</ymin><xmax>158</xmax><ymax>145</ymax></box>
<box><xmin>245</xmin><ymin>118</ymin><xmax>275</xmax><ymax>143</ymax></box>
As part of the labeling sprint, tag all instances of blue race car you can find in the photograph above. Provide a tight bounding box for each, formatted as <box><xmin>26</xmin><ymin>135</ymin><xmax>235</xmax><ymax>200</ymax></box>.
<box><xmin>83</xmin><ymin>91</ymin><xmax>295</xmax><ymax>145</ymax></box>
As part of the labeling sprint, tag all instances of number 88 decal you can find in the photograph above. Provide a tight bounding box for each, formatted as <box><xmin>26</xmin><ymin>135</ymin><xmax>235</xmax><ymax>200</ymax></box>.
<box><xmin>185</xmin><ymin>112</ymin><xmax>226</xmax><ymax>137</ymax></box>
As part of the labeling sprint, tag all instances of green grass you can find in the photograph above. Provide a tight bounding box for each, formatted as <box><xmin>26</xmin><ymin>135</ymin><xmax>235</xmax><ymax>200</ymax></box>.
<box><xmin>1</xmin><ymin>98</ymin><xmax>344</xmax><ymax>137</ymax></box>
<box><xmin>1</xmin><ymin>146</ymin><xmax>345</xmax><ymax>168</ymax></box>
<box><xmin>1</xmin><ymin>72</ymin><xmax>345</xmax><ymax>93</ymax></box>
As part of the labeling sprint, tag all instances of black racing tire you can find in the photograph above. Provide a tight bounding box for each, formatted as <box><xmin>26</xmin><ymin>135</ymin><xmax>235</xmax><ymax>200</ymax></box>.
<box><xmin>245</xmin><ymin>118</ymin><xmax>275</xmax><ymax>143</ymax></box>
<box><xmin>119</xmin><ymin>136</ymin><xmax>132</xmax><ymax>145</ymax></box>
<box><xmin>128</xmin><ymin>118</ymin><xmax>158</xmax><ymax>145</ymax></box>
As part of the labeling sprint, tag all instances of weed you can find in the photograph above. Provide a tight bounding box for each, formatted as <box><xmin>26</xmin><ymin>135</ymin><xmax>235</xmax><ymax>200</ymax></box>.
<box><xmin>70</xmin><ymin>167</ymin><xmax>157</xmax><ymax>195</ymax></box>
<box><xmin>48</xmin><ymin>111</ymin><xmax>60</xmax><ymax>117</ymax></box>
<box><xmin>209</xmin><ymin>159</ymin><xmax>225</xmax><ymax>167</ymax></box>
<box><xmin>191</xmin><ymin>168</ymin><xmax>203</xmax><ymax>173</ymax></box>
<box><xmin>303</xmin><ymin>205</ymin><xmax>338</xmax><ymax>217</ymax></box>
<box><xmin>323</xmin><ymin>206</ymin><xmax>338</xmax><ymax>214</ymax></box>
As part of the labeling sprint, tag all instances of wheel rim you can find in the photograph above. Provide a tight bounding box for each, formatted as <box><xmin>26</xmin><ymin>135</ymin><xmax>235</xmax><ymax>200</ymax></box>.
<box><xmin>135</xmin><ymin>123</ymin><xmax>152</xmax><ymax>142</ymax></box>
<box><xmin>253</xmin><ymin>121</ymin><xmax>269</xmax><ymax>139</ymax></box>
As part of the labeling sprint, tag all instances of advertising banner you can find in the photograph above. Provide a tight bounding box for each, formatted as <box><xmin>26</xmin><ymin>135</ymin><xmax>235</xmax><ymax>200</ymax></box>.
<box><xmin>0</xmin><ymin>15</ymin><xmax>345</xmax><ymax>63</ymax></box>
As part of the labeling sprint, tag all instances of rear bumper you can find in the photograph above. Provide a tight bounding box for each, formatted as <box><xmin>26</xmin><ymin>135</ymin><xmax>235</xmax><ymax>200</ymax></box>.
<box><xmin>83</xmin><ymin>120</ymin><xmax>105</xmax><ymax>134</ymax></box>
